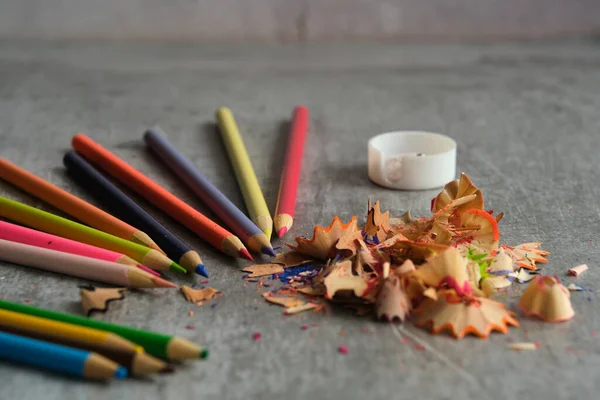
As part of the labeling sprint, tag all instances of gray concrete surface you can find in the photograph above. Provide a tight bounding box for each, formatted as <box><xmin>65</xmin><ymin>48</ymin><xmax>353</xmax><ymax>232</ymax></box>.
<box><xmin>1</xmin><ymin>0</ymin><xmax>600</xmax><ymax>42</ymax></box>
<box><xmin>0</xmin><ymin>40</ymin><xmax>600</xmax><ymax>400</ymax></box>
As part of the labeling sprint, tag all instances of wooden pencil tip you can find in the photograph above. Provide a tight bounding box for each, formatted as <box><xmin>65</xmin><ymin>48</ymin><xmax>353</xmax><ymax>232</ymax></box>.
<box><xmin>239</xmin><ymin>248</ymin><xmax>253</xmax><ymax>261</ymax></box>
<box><xmin>152</xmin><ymin>277</ymin><xmax>178</xmax><ymax>288</ymax></box>
<box><xmin>277</xmin><ymin>227</ymin><xmax>288</xmax><ymax>238</ymax></box>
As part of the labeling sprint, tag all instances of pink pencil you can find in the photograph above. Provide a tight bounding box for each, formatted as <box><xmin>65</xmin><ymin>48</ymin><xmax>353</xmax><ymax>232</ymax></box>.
<box><xmin>0</xmin><ymin>221</ymin><xmax>160</xmax><ymax>277</ymax></box>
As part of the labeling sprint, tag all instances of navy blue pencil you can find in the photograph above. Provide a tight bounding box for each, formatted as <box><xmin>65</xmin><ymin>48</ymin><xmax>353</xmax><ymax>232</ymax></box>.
<box><xmin>144</xmin><ymin>127</ymin><xmax>275</xmax><ymax>256</ymax></box>
<box><xmin>63</xmin><ymin>151</ymin><xmax>208</xmax><ymax>277</ymax></box>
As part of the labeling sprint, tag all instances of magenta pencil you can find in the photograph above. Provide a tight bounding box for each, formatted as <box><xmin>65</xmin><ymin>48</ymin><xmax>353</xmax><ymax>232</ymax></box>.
<box><xmin>0</xmin><ymin>221</ymin><xmax>160</xmax><ymax>277</ymax></box>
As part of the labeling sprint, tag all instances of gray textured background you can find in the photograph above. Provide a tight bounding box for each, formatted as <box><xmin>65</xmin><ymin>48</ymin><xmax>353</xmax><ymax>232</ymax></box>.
<box><xmin>0</xmin><ymin>40</ymin><xmax>599</xmax><ymax>399</ymax></box>
<box><xmin>1</xmin><ymin>0</ymin><xmax>600</xmax><ymax>42</ymax></box>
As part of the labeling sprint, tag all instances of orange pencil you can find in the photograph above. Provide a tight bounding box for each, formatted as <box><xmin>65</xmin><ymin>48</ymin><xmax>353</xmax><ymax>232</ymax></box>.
<box><xmin>0</xmin><ymin>158</ymin><xmax>163</xmax><ymax>254</ymax></box>
<box><xmin>71</xmin><ymin>134</ymin><xmax>251</xmax><ymax>260</ymax></box>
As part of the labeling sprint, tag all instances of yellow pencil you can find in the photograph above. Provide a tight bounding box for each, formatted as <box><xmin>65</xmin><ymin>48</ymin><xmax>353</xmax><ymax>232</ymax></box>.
<box><xmin>0</xmin><ymin>309</ymin><xmax>142</xmax><ymax>354</ymax></box>
<box><xmin>216</xmin><ymin>107</ymin><xmax>273</xmax><ymax>238</ymax></box>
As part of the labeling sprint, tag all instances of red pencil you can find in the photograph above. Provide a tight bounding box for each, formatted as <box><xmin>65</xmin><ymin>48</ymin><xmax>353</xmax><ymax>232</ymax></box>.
<box><xmin>273</xmin><ymin>106</ymin><xmax>309</xmax><ymax>237</ymax></box>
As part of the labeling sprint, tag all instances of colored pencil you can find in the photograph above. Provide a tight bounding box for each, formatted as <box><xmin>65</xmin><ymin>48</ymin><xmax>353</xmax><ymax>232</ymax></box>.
<box><xmin>0</xmin><ymin>220</ymin><xmax>160</xmax><ymax>278</ymax></box>
<box><xmin>0</xmin><ymin>330</ymin><xmax>127</xmax><ymax>380</ymax></box>
<box><xmin>63</xmin><ymin>151</ymin><xmax>207</xmax><ymax>277</ymax></box>
<box><xmin>0</xmin><ymin>308</ymin><xmax>140</xmax><ymax>353</ymax></box>
<box><xmin>144</xmin><ymin>127</ymin><xmax>275</xmax><ymax>256</ymax></box>
<box><xmin>0</xmin><ymin>300</ymin><xmax>207</xmax><ymax>361</ymax></box>
<box><xmin>0</xmin><ymin>196</ymin><xmax>185</xmax><ymax>273</ymax></box>
<box><xmin>274</xmin><ymin>106</ymin><xmax>309</xmax><ymax>237</ymax></box>
<box><xmin>0</xmin><ymin>239</ymin><xmax>177</xmax><ymax>288</ymax></box>
<box><xmin>0</xmin><ymin>158</ymin><xmax>162</xmax><ymax>253</ymax></box>
<box><xmin>71</xmin><ymin>133</ymin><xmax>252</xmax><ymax>261</ymax></box>
<box><xmin>0</xmin><ymin>310</ymin><xmax>169</xmax><ymax>377</ymax></box>
<box><xmin>216</xmin><ymin>107</ymin><xmax>273</xmax><ymax>238</ymax></box>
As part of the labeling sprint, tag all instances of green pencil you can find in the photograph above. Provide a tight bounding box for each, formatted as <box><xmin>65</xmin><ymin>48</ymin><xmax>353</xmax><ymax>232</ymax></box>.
<box><xmin>0</xmin><ymin>300</ymin><xmax>207</xmax><ymax>361</ymax></box>
<box><xmin>0</xmin><ymin>196</ymin><xmax>185</xmax><ymax>273</ymax></box>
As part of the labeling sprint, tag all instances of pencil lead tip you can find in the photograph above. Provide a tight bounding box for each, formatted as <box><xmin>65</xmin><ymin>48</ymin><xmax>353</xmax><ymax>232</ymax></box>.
<box><xmin>277</xmin><ymin>227</ymin><xmax>288</xmax><ymax>238</ymax></box>
<box><xmin>195</xmin><ymin>264</ymin><xmax>209</xmax><ymax>278</ymax></box>
<box><xmin>239</xmin><ymin>248</ymin><xmax>253</xmax><ymax>261</ymax></box>
<box><xmin>159</xmin><ymin>366</ymin><xmax>175</xmax><ymax>374</ymax></box>
<box><xmin>170</xmin><ymin>262</ymin><xmax>187</xmax><ymax>274</ymax></box>
<box><xmin>261</xmin><ymin>246</ymin><xmax>276</xmax><ymax>257</ymax></box>
<box><xmin>200</xmin><ymin>348</ymin><xmax>209</xmax><ymax>359</ymax></box>
<box><xmin>114</xmin><ymin>366</ymin><xmax>129</xmax><ymax>380</ymax></box>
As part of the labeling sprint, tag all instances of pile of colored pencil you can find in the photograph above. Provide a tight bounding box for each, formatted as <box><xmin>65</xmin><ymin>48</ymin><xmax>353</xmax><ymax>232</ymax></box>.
<box><xmin>0</xmin><ymin>105</ymin><xmax>309</xmax><ymax>379</ymax></box>
<box><xmin>0</xmin><ymin>299</ymin><xmax>206</xmax><ymax>380</ymax></box>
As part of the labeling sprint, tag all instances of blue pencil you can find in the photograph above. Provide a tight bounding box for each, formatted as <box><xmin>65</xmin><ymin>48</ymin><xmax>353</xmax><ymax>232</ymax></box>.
<box><xmin>0</xmin><ymin>330</ymin><xmax>128</xmax><ymax>380</ymax></box>
<box><xmin>63</xmin><ymin>151</ymin><xmax>208</xmax><ymax>277</ymax></box>
<box><xmin>144</xmin><ymin>127</ymin><xmax>275</xmax><ymax>256</ymax></box>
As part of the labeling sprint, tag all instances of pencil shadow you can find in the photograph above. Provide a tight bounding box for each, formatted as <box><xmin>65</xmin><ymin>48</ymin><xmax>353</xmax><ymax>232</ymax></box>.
<box><xmin>325</xmin><ymin>163</ymin><xmax>379</xmax><ymax>189</ymax></box>
<box><xmin>198</xmin><ymin>122</ymin><xmax>246</xmax><ymax>213</ymax></box>
<box><xmin>264</xmin><ymin>121</ymin><xmax>290</xmax><ymax>213</ymax></box>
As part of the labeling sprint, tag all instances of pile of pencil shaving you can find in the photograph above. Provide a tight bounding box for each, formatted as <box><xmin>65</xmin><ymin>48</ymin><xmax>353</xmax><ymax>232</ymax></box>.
<box><xmin>268</xmin><ymin>173</ymin><xmax>575</xmax><ymax>339</ymax></box>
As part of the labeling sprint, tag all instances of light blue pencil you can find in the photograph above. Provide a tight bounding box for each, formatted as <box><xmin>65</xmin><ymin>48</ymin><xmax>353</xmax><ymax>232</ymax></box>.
<box><xmin>144</xmin><ymin>127</ymin><xmax>275</xmax><ymax>256</ymax></box>
<box><xmin>0</xmin><ymin>330</ymin><xmax>128</xmax><ymax>380</ymax></box>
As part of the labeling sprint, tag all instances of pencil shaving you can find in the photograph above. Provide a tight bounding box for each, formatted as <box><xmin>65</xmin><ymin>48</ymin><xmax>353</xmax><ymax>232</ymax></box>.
<box><xmin>284</xmin><ymin>303</ymin><xmax>317</xmax><ymax>315</ymax></box>
<box><xmin>262</xmin><ymin>293</ymin><xmax>303</xmax><ymax>308</ymax></box>
<box><xmin>519</xmin><ymin>276</ymin><xmax>574</xmax><ymax>322</ymax></box>
<box><xmin>364</xmin><ymin>200</ymin><xmax>391</xmax><ymax>244</ymax></box>
<box><xmin>272</xmin><ymin>252</ymin><xmax>314</xmax><ymax>268</ymax></box>
<box><xmin>290</xmin><ymin>216</ymin><xmax>360</xmax><ymax>260</ymax></box>
<box><xmin>79</xmin><ymin>286</ymin><xmax>127</xmax><ymax>316</ymax></box>
<box><xmin>376</xmin><ymin>275</ymin><xmax>411</xmax><ymax>322</ymax></box>
<box><xmin>252</xmin><ymin>173</ymin><xmax>572</xmax><ymax>341</ymax></box>
<box><xmin>181</xmin><ymin>286</ymin><xmax>219</xmax><ymax>303</ymax></box>
<box><xmin>508</xmin><ymin>342</ymin><xmax>538</xmax><ymax>351</ymax></box>
<box><xmin>568</xmin><ymin>264</ymin><xmax>588</xmax><ymax>276</ymax></box>
<box><xmin>242</xmin><ymin>264</ymin><xmax>284</xmax><ymax>278</ymax></box>
<box><xmin>415</xmin><ymin>291</ymin><xmax>519</xmax><ymax>339</ymax></box>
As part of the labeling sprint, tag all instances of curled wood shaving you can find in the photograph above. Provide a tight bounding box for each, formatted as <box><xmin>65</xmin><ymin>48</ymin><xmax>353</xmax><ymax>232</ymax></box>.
<box><xmin>284</xmin><ymin>303</ymin><xmax>318</xmax><ymax>315</ymax></box>
<box><xmin>181</xmin><ymin>286</ymin><xmax>219</xmax><ymax>303</ymax></box>
<box><xmin>376</xmin><ymin>275</ymin><xmax>411</xmax><ymax>322</ymax></box>
<box><xmin>290</xmin><ymin>216</ymin><xmax>359</xmax><ymax>260</ymax></box>
<box><xmin>568</xmin><ymin>264</ymin><xmax>588</xmax><ymax>276</ymax></box>
<box><xmin>415</xmin><ymin>291</ymin><xmax>519</xmax><ymax>339</ymax></box>
<box><xmin>79</xmin><ymin>286</ymin><xmax>127</xmax><ymax>316</ymax></box>
<box><xmin>242</xmin><ymin>264</ymin><xmax>284</xmax><ymax>278</ymax></box>
<box><xmin>272</xmin><ymin>252</ymin><xmax>315</xmax><ymax>268</ymax></box>
<box><xmin>262</xmin><ymin>293</ymin><xmax>304</xmax><ymax>308</ymax></box>
<box><xmin>518</xmin><ymin>276</ymin><xmax>574</xmax><ymax>322</ymax></box>
<box><xmin>323</xmin><ymin>259</ymin><xmax>369</xmax><ymax>300</ymax></box>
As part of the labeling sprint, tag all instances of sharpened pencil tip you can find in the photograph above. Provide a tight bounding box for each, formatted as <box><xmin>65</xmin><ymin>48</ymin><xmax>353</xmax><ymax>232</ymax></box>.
<box><xmin>153</xmin><ymin>277</ymin><xmax>178</xmax><ymax>288</ymax></box>
<box><xmin>261</xmin><ymin>246</ymin><xmax>276</xmax><ymax>257</ymax></box>
<box><xmin>239</xmin><ymin>248</ymin><xmax>253</xmax><ymax>261</ymax></box>
<box><xmin>170</xmin><ymin>262</ymin><xmax>187</xmax><ymax>274</ymax></box>
<box><xmin>277</xmin><ymin>227</ymin><xmax>288</xmax><ymax>238</ymax></box>
<box><xmin>200</xmin><ymin>348</ymin><xmax>209</xmax><ymax>359</ymax></box>
<box><xmin>114</xmin><ymin>366</ymin><xmax>128</xmax><ymax>380</ymax></box>
<box><xmin>160</xmin><ymin>366</ymin><xmax>175</xmax><ymax>374</ymax></box>
<box><xmin>195</xmin><ymin>264</ymin><xmax>209</xmax><ymax>278</ymax></box>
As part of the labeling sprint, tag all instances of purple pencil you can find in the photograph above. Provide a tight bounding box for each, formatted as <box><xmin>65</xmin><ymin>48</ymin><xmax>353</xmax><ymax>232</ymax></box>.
<box><xmin>144</xmin><ymin>127</ymin><xmax>274</xmax><ymax>256</ymax></box>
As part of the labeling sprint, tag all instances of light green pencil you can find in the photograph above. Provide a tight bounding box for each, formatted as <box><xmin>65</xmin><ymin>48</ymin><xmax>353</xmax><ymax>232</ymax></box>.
<box><xmin>0</xmin><ymin>196</ymin><xmax>185</xmax><ymax>273</ymax></box>
<box><xmin>216</xmin><ymin>107</ymin><xmax>273</xmax><ymax>238</ymax></box>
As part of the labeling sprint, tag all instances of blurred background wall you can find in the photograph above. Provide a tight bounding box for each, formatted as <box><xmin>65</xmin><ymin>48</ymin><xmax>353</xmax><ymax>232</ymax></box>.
<box><xmin>1</xmin><ymin>0</ymin><xmax>600</xmax><ymax>42</ymax></box>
